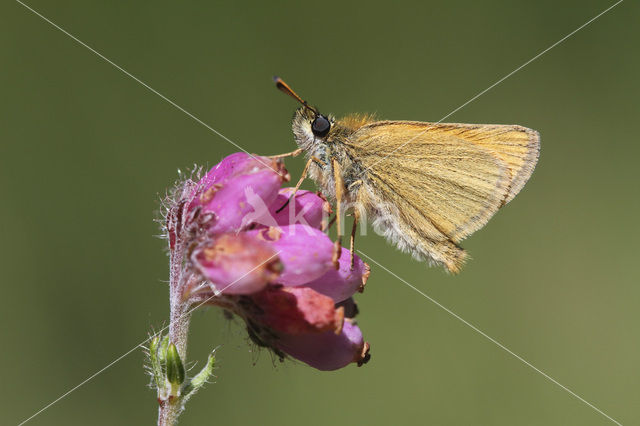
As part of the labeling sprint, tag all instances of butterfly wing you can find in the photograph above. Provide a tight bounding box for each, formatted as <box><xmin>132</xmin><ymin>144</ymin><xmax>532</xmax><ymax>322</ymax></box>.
<box><xmin>346</xmin><ymin>121</ymin><xmax>539</xmax><ymax>272</ymax></box>
<box><xmin>433</xmin><ymin>123</ymin><xmax>541</xmax><ymax>204</ymax></box>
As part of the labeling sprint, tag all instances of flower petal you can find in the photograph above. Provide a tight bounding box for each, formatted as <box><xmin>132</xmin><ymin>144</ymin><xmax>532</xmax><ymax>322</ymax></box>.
<box><xmin>189</xmin><ymin>153</ymin><xmax>289</xmax><ymax>233</ymax></box>
<box><xmin>200</xmin><ymin>171</ymin><xmax>282</xmax><ymax>234</ymax></box>
<box><xmin>275</xmin><ymin>320</ymin><xmax>371</xmax><ymax>371</ymax></box>
<box><xmin>250</xmin><ymin>286</ymin><xmax>343</xmax><ymax>334</ymax></box>
<box><xmin>198</xmin><ymin>153</ymin><xmax>287</xmax><ymax>190</ymax></box>
<box><xmin>268</xmin><ymin>189</ymin><xmax>327</xmax><ymax>229</ymax></box>
<box><xmin>191</xmin><ymin>233</ymin><xmax>281</xmax><ymax>295</ymax></box>
<box><xmin>246</xmin><ymin>225</ymin><xmax>334</xmax><ymax>286</ymax></box>
<box><xmin>303</xmin><ymin>247</ymin><xmax>370</xmax><ymax>302</ymax></box>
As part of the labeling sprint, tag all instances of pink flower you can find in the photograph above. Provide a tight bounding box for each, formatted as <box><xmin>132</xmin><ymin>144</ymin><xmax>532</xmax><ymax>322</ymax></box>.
<box><xmin>165</xmin><ymin>153</ymin><xmax>370</xmax><ymax>370</ymax></box>
<box><xmin>276</xmin><ymin>319</ymin><xmax>370</xmax><ymax>371</ymax></box>
<box><xmin>191</xmin><ymin>233</ymin><xmax>281</xmax><ymax>295</ymax></box>
<box><xmin>246</xmin><ymin>225</ymin><xmax>334</xmax><ymax>286</ymax></box>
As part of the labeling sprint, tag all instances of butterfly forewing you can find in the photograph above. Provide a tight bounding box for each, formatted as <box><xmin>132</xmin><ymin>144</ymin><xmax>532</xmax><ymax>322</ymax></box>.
<box><xmin>432</xmin><ymin>123</ymin><xmax>540</xmax><ymax>204</ymax></box>
<box><xmin>346</xmin><ymin>121</ymin><xmax>539</xmax><ymax>272</ymax></box>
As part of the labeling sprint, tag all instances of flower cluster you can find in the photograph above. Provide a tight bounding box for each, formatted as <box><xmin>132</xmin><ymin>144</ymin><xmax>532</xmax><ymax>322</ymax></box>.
<box><xmin>163</xmin><ymin>152</ymin><xmax>371</xmax><ymax>371</ymax></box>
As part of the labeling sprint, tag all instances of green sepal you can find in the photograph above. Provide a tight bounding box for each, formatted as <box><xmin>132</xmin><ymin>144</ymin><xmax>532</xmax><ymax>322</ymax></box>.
<box><xmin>182</xmin><ymin>349</ymin><xmax>216</xmax><ymax>402</ymax></box>
<box><xmin>149</xmin><ymin>335</ymin><xmax>163</xmax><ymax>388</ymax></box>
<box><xmin>158</xmin><ymin>335</ymin><xmax>170</xmax><ymax>374</ymax></box>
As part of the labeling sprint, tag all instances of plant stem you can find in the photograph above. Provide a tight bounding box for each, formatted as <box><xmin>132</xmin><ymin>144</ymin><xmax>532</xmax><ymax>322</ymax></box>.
<box><xmin>157</xmin><ymin>246</ymin><xmax>192</xmax><ymax>426</ymax></box>
<box><xmin>168</xmin><ymin>277</ymin><xmax>191</xmax><ymax>360</ymax></box>
<box><xmin>157</xmin><ymin>389</ymin><xmax>183</xmax><ymax>426</ymax></box>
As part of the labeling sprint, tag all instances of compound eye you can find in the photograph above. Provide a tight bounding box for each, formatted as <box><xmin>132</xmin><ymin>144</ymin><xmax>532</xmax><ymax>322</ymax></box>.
<box><xmin>311</xmin><ymin>115</ymin><xmax>331</xmax><ymax>137</ymax></box>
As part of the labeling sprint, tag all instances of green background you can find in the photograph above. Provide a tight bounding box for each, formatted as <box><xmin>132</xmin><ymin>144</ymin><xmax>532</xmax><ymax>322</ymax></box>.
<box><xmin>2</xmin><ymin>0</ymin><xmax>638</xmax><ymax>425</ymax></box>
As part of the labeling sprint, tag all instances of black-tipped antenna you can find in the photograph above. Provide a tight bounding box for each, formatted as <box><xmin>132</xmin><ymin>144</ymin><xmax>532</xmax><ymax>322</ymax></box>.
<box><xmin>273</xmin><ymin>76</ymin><xmax>318</xmax><ymax>115</ymax></box>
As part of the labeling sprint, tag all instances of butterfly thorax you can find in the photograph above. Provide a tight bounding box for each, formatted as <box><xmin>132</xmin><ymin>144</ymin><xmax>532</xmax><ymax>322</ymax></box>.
<box><xmin>291</xmin><ymin>108</ymin><xmax>374</xmax><ymax>204</ymax></box>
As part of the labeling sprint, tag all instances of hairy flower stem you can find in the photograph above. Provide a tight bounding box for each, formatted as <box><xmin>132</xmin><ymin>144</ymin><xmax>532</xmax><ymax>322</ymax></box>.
<box><xmin>157</xmin><ymin>245</ymin><xmax>192</xmax><ymax>426</ymax></box>
<box><xmin>169</xmin><ymin>247</ymin><xmax>191</xmax><ymax>358</ymax></box>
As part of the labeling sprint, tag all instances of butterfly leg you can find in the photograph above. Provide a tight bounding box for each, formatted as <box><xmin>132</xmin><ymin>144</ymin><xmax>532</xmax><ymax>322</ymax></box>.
<box><xmin>267</xmin><ymin>148</ymin><xmax>303</xmax><ymax>159</ymax></box>
<box><xmin>350</xmin><ymin>209</ymin><xmax>359</xmax><ymax>270</ymax></box>
<box><xmin>331</xmin><ymin>158</ymin><xmax>345</xmax><ymax>270</ymax></box>
<box><xmin>322</xmin><ymin>214</ymin><xmax>336</xmax><ymax>232</ymax></box>
<box><xmin>276</xmin><ymin>157</ymin><xmax>313</xmax><ymax>213</ymax></box>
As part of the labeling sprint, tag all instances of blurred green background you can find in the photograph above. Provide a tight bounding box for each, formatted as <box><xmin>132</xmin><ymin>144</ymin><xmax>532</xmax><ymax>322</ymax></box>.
<box><xmin>2</xmin><ymin>0</ymin><xmax>638</xmax><ymax>425</ymax></box>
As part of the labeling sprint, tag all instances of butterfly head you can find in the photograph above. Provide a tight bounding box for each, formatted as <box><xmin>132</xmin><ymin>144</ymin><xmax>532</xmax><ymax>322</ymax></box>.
<box><xmin>274</xmin><ymin>76</ymin><xmax>337</xmax><ymax>150</ymax></box>
<box><xmin>291</xmin><ymin>105</ymin><xmax>337</xmax><ymax>150</ymax></box>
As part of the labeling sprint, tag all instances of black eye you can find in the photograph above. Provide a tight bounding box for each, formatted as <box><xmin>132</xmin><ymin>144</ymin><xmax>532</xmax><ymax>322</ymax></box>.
<box><xmin>311</xmin><ymin>115</ymin><xmax>331</xmax><ymax>137</ymax></box>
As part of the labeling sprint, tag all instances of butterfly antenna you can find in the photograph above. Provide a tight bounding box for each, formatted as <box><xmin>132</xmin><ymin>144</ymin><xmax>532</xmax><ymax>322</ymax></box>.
<box><xmin>273</xmin><ymin>76</ymin><xmax>318</xmax><ymax>115</ymax></box>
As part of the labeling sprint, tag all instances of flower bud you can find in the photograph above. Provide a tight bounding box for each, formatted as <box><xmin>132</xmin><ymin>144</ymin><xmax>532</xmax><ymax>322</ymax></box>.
<box><xmin>166</xmin><ymin>343</ymin><xmax>185</xmax><ymax>391</ymax></box>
